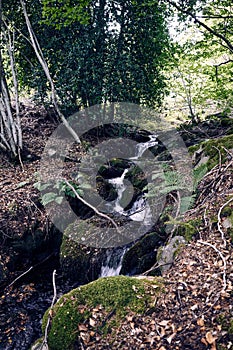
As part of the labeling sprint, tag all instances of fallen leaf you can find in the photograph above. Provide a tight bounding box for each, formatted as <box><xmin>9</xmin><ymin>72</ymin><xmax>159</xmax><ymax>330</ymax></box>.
<box><xmin>167</xmin><ymin>332</ymin><xmax>176</xmax><ymax>344</ymax></box>
<box><xmin>206</xmin><ymin>331</ymin><xmax>216</xmax><ymax>344</ymax></box>
<box><xmin>201</xmin><ymin>337</ymin><xmax>208</xmax><ymax>346</ymax></box>
<box><xmin>78</xmin><ymin>324</ymin><xmax>88</xmax><ymax>331</ymax></box>
<box><xmin>158</xmin><ymin>320</ymin><xmax>170</xmax><ymax>327</ymax></box>
<box><xmin>197</xmin><ymin>318</ymin><xmax>205</xmax><ymax>326</ymax></box>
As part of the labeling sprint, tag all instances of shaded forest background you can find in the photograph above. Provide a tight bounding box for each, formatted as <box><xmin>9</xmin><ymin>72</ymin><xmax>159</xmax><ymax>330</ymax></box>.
<box><xmin>0</xmin><ymin>0</ymin><xmax>233</xmax><ymax>159</ymax></box>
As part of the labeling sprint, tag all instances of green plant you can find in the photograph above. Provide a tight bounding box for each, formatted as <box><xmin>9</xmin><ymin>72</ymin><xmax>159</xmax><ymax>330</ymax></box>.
<box><xmin>33</xmin><ymin>180</ymin><xmax>84</xmax><ymax>206</ymax></box>
<box><xmin>42</xmin><ymin>276</ymin><xmax>162</xmax><ymax>350</ymax></box>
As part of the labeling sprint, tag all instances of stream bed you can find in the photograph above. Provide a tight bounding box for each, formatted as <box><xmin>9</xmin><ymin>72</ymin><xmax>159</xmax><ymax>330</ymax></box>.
<box><xmin>0</xmin><ymin>133</ymin><xmax>161</xmax><ymax>349</ymax></box>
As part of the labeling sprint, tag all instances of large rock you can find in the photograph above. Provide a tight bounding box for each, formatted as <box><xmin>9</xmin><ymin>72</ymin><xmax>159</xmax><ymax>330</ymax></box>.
<box><xmin>120</xmin><ymin>232</ymin><xmax>164</xmax><ymax>275</ymax></box>
<box><xmin>60</xmin><ymin>233</ymin><xmax>106</xmax><ymax>285</ymax></box>
<box><xmin>189</xmin><ymin>133</ymin><xmax>233</xmax><ymax>170</ymax></box>
<box><xmin>41</xmin><ymin>275</ymin><xmax>162</xmax><ymax>350</ymax></box>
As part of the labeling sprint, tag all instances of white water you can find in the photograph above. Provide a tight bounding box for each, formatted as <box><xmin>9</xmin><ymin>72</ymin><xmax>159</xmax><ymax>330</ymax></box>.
<box><xmin>108</xmin><ymin>169</ymin><xmax>129</xmax><ymax>213</ymax></box>
<box><xmin>100</xmin><ymin>135</ymin><xmax>157</xmax><ymax>277</ymax></box>
<box><xmin>100</xmin><ymin>248</ymin><xmax>127</xmax><ymax>277</ymax></box>
<box><xmin>132</xmin><ymin>134</ymin><xmax>158</xmax><ymax>159</ymax></box>
<box><xmin>127</xmin><ymin>196</ymin><xmax>152</xmax><ymax>225</ymax></box>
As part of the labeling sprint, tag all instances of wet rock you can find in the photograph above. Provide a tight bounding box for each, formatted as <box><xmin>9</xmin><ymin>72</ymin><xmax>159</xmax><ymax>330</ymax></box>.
<box><xmin>120</xmin><ymin>232</ymin><xmax>164</xmax><ymax>275</ymax></box>
<box><xmin>60</xmin><ymin>230</ymin><xmax>106</xmax><ymax>285</ymax></box>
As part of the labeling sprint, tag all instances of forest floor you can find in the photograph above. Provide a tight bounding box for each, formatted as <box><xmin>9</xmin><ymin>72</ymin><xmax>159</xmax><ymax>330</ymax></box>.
<box><xmin>84</xmin><ymin>159</ymin><xmax>233</xmax><ymax>350</ymax></box>
<box><xmin>0</xmin><ymin>104</ymin><xmax>233</xmax><ymax>349</ymax></box>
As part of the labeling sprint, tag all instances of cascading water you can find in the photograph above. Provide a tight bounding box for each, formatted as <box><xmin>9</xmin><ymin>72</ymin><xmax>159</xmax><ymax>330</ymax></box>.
<box><xmin>100</xmin><ymin>247</ymin><xmax>127</xmax><ymax>277</ymax></box>
<box><xmin>100</xmin><ymin>135</ymin><xmax>157</xmax><ymax>277</ymax></box>
<box><xmin>108</xmin><ymin>168</ymin><xmax>129</xmax><ymax>214</ymax></box>
<box><xmin>132</xmin><ymin>134</ymin><xmax>158</xmax><ymax>159</ymax></box>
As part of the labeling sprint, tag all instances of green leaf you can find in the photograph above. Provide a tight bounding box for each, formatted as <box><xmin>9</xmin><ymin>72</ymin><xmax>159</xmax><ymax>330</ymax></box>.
<box><xmin>15</xmin><ymin>181</ymin><xmax>30</xmax><ymax>189</ymax></box>
<box><xmin>41</xmin><ymin>192</ymin><xmax>57</xmax><ymax>206</ymax></box>
<box><xmin>79</xmin><ymin>183</ymin><xmax>92</xmax><ymax>190</ymax></box>
<box><xmin>180</xmin><ymin>195</ymin><xmax>196</xmax><ymax>214</ymax></box>
<box><xmin>55</xmin><ymin>196</ymin><xmax>64</xmax><ymax>205</ymax></box>
<box><xmin>34</xmin><ymin>182</ymin><xmax>51</xmax><ymax>191</ymax></box>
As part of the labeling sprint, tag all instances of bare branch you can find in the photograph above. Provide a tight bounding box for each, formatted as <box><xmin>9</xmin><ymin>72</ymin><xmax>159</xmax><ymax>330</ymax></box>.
<box><xmin>64</xmin><ymin>179</ymin><xmax>120</xmax><ymax>233</ymax></box>
<box><xmin>20</xmin><ymin>0</ymin><xmax>82</xmax><ymax>145</ymax></box>
<box><xmin>8</xmin><ymin>266</ymin><xmax>33</xmax><ymax>287</ymax></box>
<box><xmin>40</xmin><ymin>270</ymin><xmax>57</xmax><ymax>350</ymax></box>
<box><xmin>167</xmin><ymin>0</ymin><xmax>233</xmax><ymax>53</ymax></box>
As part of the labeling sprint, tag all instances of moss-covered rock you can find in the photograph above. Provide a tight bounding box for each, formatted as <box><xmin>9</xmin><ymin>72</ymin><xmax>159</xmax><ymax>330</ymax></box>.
<box><xmin>189</xmin><ymin>134</ymin><xmax>233</xmax><ymax>170</ymax></box>
<box><xmin>217</xmin><ymin>315</ymin><xmax>233</xmax><ymax>342</ymax></box>
<box><xmin>42</xmin><ymin>275</ymin><xmax>162</xmax><ymax>350</ymax></box>
<box><xmin>120</xmin><ymin>232</ymin><xmax>164</xmax><ymax>275</ymax></box>
<box><xmin>60</xmin><ymin>232</ymin><xmax>106</xmax><ymax>284</ymax></box>
<box><xmin>174</xmin><ymin>218</ymin><xmax>201</xmax><ymax>241</ymax></box>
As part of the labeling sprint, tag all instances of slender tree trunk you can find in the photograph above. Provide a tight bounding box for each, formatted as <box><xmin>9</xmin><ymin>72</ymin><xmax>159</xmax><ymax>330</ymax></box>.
<box><xmin>0</xmin><ymin>0</ymin><xmax>22</xmax><ymax>158</ymax></box>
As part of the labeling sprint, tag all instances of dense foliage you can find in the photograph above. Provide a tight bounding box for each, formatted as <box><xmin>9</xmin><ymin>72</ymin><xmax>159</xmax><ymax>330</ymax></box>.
<box><xmin>2</xmin><ymin>0</ymin><xmax>171</xmax><ymax>115</ymax></box>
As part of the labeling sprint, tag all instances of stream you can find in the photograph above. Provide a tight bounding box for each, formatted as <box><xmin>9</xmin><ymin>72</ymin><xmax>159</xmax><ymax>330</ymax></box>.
<box><xmin>98</xmin><ymin>134</ymin><xmax>158</xmax><ymax>278</ymax></box>
<box><xmin>0</xmin><ymin>134</ymin><xmax>158</xmax><ymax>349</ymax></box>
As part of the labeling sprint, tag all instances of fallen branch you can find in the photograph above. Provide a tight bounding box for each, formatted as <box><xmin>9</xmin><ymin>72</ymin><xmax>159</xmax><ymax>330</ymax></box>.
<box><xmin>8</xmin><ymin>266</ymin><xmax>33</xmax><ymax>288</ymax></box>
<box><xmin>6</xmin><ymin>253</ymin><xmax>54</xmax><ymax>289</ymax></box>
<box><xmin>64</xmin><ymin>179</ymin><xmax>120</xmax><ymax>233</ymax></box>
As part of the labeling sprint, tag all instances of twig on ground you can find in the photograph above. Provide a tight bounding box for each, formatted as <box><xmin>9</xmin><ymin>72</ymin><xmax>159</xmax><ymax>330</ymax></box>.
<box><xmin>6</xmin><ymin>253</ymin><xmax>54</xmax><ymax>289</ymax></box>
<box><xmin>197</xmin><ymin>240</ymin><xmax>227</xmax><ymax>293</ymax></box>
<box><xmin>222</xmin><ymin>146</ymin><xmax>233</xmax><ymax>158</ymax></box>
<box><xmin>8</xmin><ymin>266</ymin><xmax>33</xmax><ymax>288</ymax></box>
<box><xmin>40</xmin><ymin>270</ymin><xmax>57</xmax><ymax>350</ymax></box>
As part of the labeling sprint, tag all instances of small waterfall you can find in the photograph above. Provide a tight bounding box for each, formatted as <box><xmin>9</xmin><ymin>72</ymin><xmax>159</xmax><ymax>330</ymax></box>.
<box><xmin>132</xmin><ymin>134</ymin><xmax>158</xmax><ymax>159</ymax></box>
<box><xmin>100</xmin><ymin>248</ymin><xmax>126</xmax><ymax>277</ymax></box>
<box><xmin>127</xmin><ymin>196</ymin><xmax>152</xmax><ymax>225</ymax></box>
<box><xmin>101</xmin><ymin>134</ymin><xmax>157</xmax><ymax>276</ymax></box>
<box><xmin>108</xmin><ymin>169</ymin><xmax>129</xmax><ymax>213</ymax></box>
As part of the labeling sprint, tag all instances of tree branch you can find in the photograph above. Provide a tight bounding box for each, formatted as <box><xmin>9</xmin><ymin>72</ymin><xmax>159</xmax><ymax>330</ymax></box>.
<box><xmin>20</xmin><ymin>0</ymin><xmax>82</xmax><ymax>144</ymax></box>
<box><xmin>166</xmin><ymin>0</ymin><xmax>233</xmax><ymax>53</ymax></box>
<box><xmin>64</xmin><ymin>179</ymin><xmax>120</xmax><ymax>233</ymax></box>
<box><xmin>197</xmin><ymin>240</ymin><xmax>227</xmax><ymax>293</ymax></box>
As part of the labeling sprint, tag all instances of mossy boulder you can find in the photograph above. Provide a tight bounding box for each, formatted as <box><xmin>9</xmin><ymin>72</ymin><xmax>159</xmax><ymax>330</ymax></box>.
<box><xmin>120</xmin><ymin>232</ymin><xmax>164</xmax><ymax>275</ymax></box>
<box><xmin>189</xmin><ymin>134</ymin><xmax>233</xmax><ymax>171</ymax></box>
<box><xmin>42</xmin><ymin>275</ymin><xmax>162</xmax><ymax>350</ymax></box>
<box><xmin>60</xmin><ymin>226</ymin><xmax>106</xmax><ymax>284</ymax></box>
<box><xmin>217</xmin><ymin>315</ymin><xmax>233</xmax><ymax>342</ymax></box>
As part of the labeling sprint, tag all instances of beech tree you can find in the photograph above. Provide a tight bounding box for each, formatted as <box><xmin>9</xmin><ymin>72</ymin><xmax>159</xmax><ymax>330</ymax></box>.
<box><xmin>163</xmin><ymin>0</ymin><xmax>233</xmax><ymax>121</ymax></box>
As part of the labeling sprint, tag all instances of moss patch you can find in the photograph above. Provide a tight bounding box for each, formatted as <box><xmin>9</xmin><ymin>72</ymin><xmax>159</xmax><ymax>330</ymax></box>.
<box><xmin>189</xmin><ymin>134</ymin><xmax>233</xmax><ymax>170</ymax></box>
<box><xmin>42</xmin><ymin>275</ymin><xmax>162</xmax><ymax>350</ymax></box>
<box><xmin>173</xmin><ymin>218</ymin><xmax>201</xmax><ymax>241</ymax></box>
<box><xmin>217</xmin><ymin>315</ymin><xmax>233</xmax><ymax>341</ymax></box>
